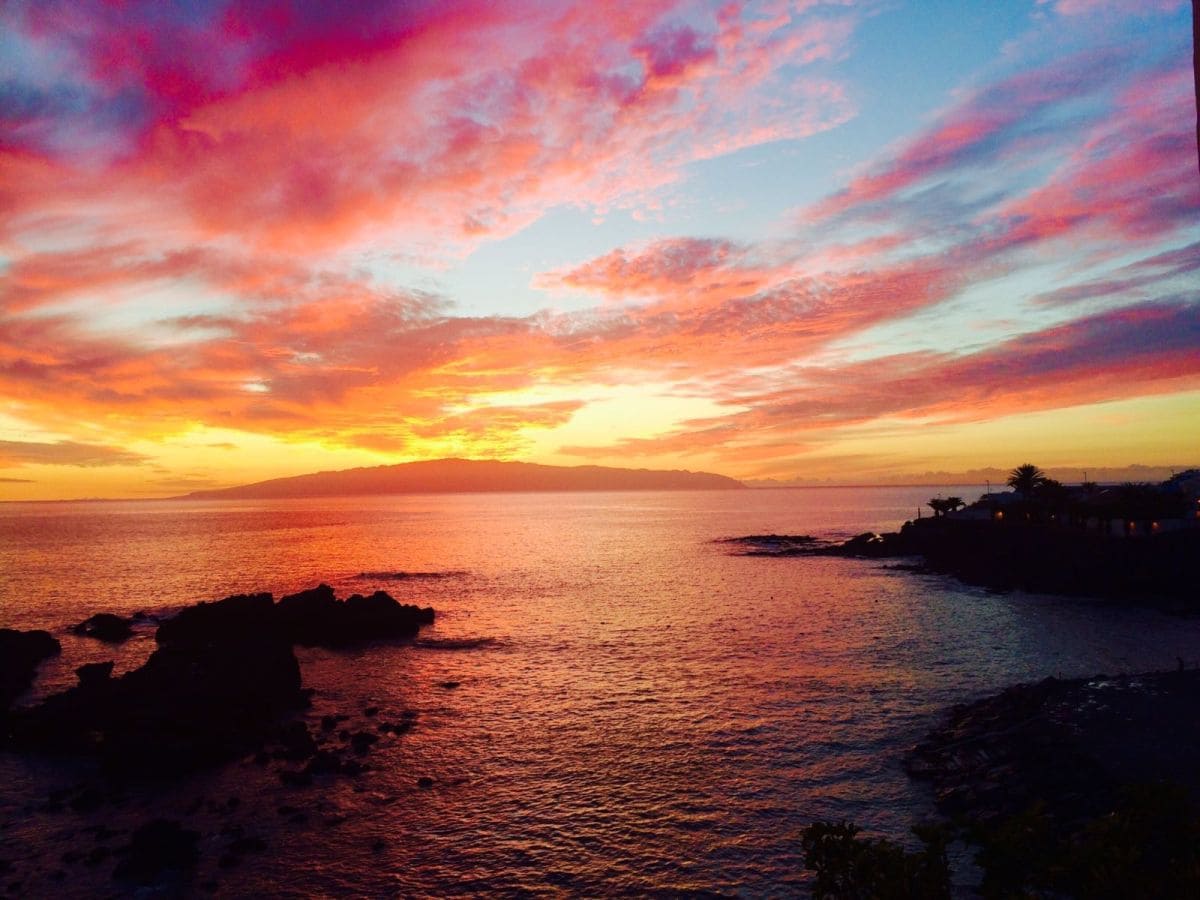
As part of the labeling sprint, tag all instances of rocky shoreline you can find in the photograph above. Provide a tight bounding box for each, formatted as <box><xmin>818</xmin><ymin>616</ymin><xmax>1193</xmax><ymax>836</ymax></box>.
<box><xmin>902</xmin><ymin>669</ymin><xmax>1200</xmax><ymax>897</ymax></box>
<box><xmin>728</xmin><ymin>524</ymin><xmax>1200</xmax><ymax>893</ymax></box>
<box><xmin>727</xmin><ymin>519</ymin><xmax>1199</xmax><ymax>608</ymax></box>
<box><xmin>906</xmin><ymin>669</ymin><xmax>1200</xmax><ymax>824</ymax></box>
<box><xmin>0</xmin><ymin>585</ymin><xmax>437</xmax><ymax>893</ymax></box>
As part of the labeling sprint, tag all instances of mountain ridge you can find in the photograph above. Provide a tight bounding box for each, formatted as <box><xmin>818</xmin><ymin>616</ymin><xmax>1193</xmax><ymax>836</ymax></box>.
<box><xmin>177</xmin><ymin>457</ymin><xmax>745</xmax><ymax>499</ymax></box>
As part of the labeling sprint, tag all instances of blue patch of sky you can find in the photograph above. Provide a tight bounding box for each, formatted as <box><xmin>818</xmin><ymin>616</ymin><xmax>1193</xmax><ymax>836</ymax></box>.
<box><xmin>431</xmin><ymin>3</ymin><xmax>1039</xmax><ymax>320</ymax></box>
<box><xmin>371</xmin><ymin>207</ymin><xmax>676</xmax><ymax>318</ymax></box>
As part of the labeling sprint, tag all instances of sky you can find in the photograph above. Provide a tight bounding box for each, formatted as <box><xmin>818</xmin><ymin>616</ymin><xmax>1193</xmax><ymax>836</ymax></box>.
<box><xmin>1</xmin><ymin>0</ymin><xmax>1198</xmax><ymax>499</ymax></box>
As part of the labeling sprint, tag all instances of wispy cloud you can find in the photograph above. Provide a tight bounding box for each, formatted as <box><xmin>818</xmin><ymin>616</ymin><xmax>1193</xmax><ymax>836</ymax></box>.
<box><xmin>0</xmin><ymin>439</ymin><xmax>149</xmax><ymax>467</ymax></box>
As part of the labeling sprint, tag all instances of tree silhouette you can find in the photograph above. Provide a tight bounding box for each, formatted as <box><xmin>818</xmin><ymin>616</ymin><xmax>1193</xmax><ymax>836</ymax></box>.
<box><xmin>928</xmin><ymin>496</ymin><xmax>965</xmax><ymax>517</ymax></box>
<box><xmin>1006</xmin><ymin>463</ymin><xmax>1047</xmax><ymax>497</ymax></box>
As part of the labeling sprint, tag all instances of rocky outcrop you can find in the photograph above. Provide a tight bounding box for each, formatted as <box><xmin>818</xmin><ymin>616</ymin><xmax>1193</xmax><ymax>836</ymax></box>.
<box><xmin>896</xmin><ymin>519</ymin><xmax>1199</xmax><ymax>605</ymax></box>
<box><xmin>727</xmin><ymin>519</ymin><xmax>1199</xmax><ymax>606</ymax></box>
<box><xmin>904</xmin><ymin>669</ymin><xmax>1200</xmax><ymax>897</ymax></box>
<box><xmin>0</xmin><ymin>629</ymin><xmax>60</xmax><ymax>710</ymax></box>
<box><xmin>75</xmin><ymin>661</ymin><xmax>115</xmax><ymax>688</ymax></box>
<box><xmin>112</xmin><ymin>819</ymin><xmax>200</xmax><ymax>884</ymax></box>
<box><xmin>277</xmin><ymin>584</ymin><xmax>434</xmax><ymax>646</ymax></box>
<box><xmin>7</xmin><ymin>594</ymin><xmax>305</xmax><ymax>773</ymax></box>
<box><xmin>153</xmin><ymin>591</ymin><xmax>276</xmax><ymax>646</ymax></box>
<box><xmin>905</xmin><ymin>669</ymin><xmax>1200</xmax><ymax>826</ymax></box>
<box><xmin>71</xmin><ymin>613</ymin><xmax>134</xmax><ymax>643</ymax></box>
<box><xmin>3</xmin><ymin>586</ymin><xmax>434</xmax><ymax>773</ymax></box>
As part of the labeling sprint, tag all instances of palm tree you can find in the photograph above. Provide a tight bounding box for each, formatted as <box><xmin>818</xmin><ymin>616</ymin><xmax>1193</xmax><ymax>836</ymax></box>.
<box><xmin>927</xmin><ymin>496</ymin><xmax>965</xmax><ymax>517</ymax></box>
<box><xmin>1006</xmin><ymin>463</ymin><xmax>1047</xmax><ymax>497</ymax></box>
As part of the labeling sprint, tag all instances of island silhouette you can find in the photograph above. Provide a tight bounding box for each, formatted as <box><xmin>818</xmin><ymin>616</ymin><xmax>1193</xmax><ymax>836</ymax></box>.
<box><xmin>178</xmin><ymin>458</ymin><xmax>746</xmax><ymax>500</ymax></box>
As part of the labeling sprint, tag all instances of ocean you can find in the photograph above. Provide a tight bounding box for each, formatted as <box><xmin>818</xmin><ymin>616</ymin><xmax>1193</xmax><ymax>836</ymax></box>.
<box><xmin>2</xmin><ymin>487</ymin><xmax>1197</xmax><ymax>896</ymax></box>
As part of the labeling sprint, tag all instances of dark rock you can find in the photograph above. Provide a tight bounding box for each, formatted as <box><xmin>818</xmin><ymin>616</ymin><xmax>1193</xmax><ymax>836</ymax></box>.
<box><xmin>0</xmin><ymin>629</ymin><xmax>60</xmax><ymax>710</ymax></box>
<box><xmin>349</xmin><ymin>731</ymin><xmax>378</xmax><ymax>755</ymax></box>
<box><xmin>278</xmin><ymin>769</ymin><xmax>313</xmax><ymax>787</ymax></box>
<box><xmin>907</xmin><ymin>670</ymin><xmax>1200</xmax><ymax>828</ymax></box>
<box><xmin>71</xmin><ymin>613</ymin><xmax>133</xmax><ymax>644</ymax></box>
<box><xmin>155</xmin><ymin>592</ymin><xmax>277</xmax><ymax>646</ymax></box>
<box><xmin>229</xmin><ymin>835</ymin><xmax>265</xmax><ymax>855</ymax></box>
<box><xmin>112</xmin><ymin>819</ymin><xmax>199</xmax><ymax>883</ymax></box>
<box><xmin>5</xmin><ymin>592</ymin><xmax>303</xmax><ymax>774</ymax></box>
<box><xmin>272</xmin><ymin>722</ymin><xmax>317</xmax><ymax>761</ymax></box>
<box><xmin>3</xmin><ymin>585</ymin><xmax>435</xmax><ymax>775</ymax></box>
<box><xmin>275</xmin><ymin>584</ymin><xmax>338</xmax><ymax>646</ymax></box>
<box><xmin>278</xmin><ymin>584</ymin><xmax>434</xmax><ymax>646</ymax></box>
<box><xmin>218</xmin><ymin>835</ymin><xmax>266</xmax><ymax>870</ymax></box>
<box><xmin>854</xmin><ymin>518</ymin><xmax>1198</xmax><ymax>606</ymax></box>
<box><xmin>437</xmin><ymin>681</ymin><xmax>461</xmax><ymax>690</ymax></box>
<box><xmin>68</xmin><ymin>786</ymin><xmax>104</xmax><ymax>813</ymax></box>
<box><xmin>304</xmin><ymin>750</ymin><xmax>343</xmax><ymax>776</ymax></box>
<box><xmin>75</xmin><ymin>661</ymin><xmax>114</xmax><ymax>689</ymax></box>
<box><xmin>378</xmin><ymin>720</ymin><xmax>412</xmax><ymax>736</ymax></box>
<box><xmin>417</xmin><ymin>776</ymin><xmax>434</xmax><ymax>789</ymax></box>
<box><xmin>363</xmin><ymin>705</ymin><xmax>379</xmax><ymax>717</ymax></box>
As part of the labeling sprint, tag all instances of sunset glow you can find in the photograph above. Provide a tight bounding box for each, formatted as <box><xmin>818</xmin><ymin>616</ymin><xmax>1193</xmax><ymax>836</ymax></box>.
<box><xmin>2</xmin><ymin>0</ymin><xmax>1198</xmax><ymax>498</ymax></box>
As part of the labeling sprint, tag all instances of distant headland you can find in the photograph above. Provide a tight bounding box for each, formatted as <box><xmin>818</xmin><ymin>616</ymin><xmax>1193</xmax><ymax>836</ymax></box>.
<box><xmin>177</xmin><ymin>458</ymin><xmax>746</xmax><ymax>500</ymax></box>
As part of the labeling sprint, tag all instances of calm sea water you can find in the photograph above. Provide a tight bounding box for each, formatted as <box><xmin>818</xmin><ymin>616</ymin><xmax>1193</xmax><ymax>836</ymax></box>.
<box><xmin>2</xmin><ymin>487</ymin><xmax>1198</xmax><ymax>897</ymax></box>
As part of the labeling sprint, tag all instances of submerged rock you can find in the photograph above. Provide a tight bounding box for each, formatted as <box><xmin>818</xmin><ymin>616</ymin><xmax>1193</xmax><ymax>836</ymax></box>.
<box><xmin>71</xmin><ymin>613</ymin><xmax>134</xmax><ymax>644</ymax></box>
<box><xmin>0</xmin><ymin>628</ymin><xmax>61</xmax><ymax>710</ymax></box>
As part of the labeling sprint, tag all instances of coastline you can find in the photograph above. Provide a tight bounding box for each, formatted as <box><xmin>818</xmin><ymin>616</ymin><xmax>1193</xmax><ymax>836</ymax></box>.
<box><xmin>728</xmin><ymin>517</ymin><xmax>1200</xmax><ymax>610</ymax></box>
<box><xmin>903</xmin><ymin>668</ymin><xmax>1200</xmax><ymax>897</ymax></box>
<box><xmin>0</xmin><ymin>587</ymin><xmax>437</xmax><ymax>894</ymax></box>
<box><xmin>4</xmin><ymin>486</ymin><xmax>1196</xmax><ymax>895</ymax></box>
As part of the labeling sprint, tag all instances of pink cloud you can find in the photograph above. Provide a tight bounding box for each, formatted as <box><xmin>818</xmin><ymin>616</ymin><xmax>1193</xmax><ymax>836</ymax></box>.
<box><xmin>2</xmin><ymin>1</ymin><xmax>858</xmax><ymax>259</ymax></box>
<box><xmin>808</xmin><ymin>46</ymin><xmax>1129</xmax><ymax>222</ymax></box>
<box><xmin>1</xmin><ymin>2</ymin><xmax>1196</xmax><ymax>479</ymax></box>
